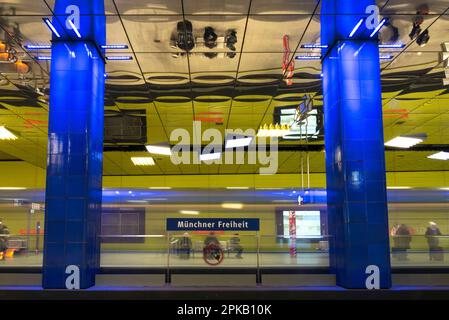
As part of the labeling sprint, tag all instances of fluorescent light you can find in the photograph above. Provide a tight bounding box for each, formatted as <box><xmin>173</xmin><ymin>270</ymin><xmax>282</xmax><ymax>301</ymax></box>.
<box><xmin>146</xmin><ymin>145</ymin><xmax>172</xmax><ymax>156</ymax></box>
<box><xmin>380</xmin><ymin>55</ymin><xmax>393</xmax><ymax>60</ymax></box>
<box><xmin>295</xmin><ymin>55</ymin><xmax>321</xmax><ymax>60</ymax></box>
<box><xmin>101</xmin><ymin>44</ymin><xmax>129</xmax><ymax>50</ymax></box>
<box><xmin>428</xmin><ymin>152</ymin><xmax>449</xmax><ymax>161</ymax></box>
<box><xmin>149</xmin><ymin>187</ymin><xmax>172</xmax><ymax>190</ymax></box>
<box><xmin>385</xmin><ymin>136</ymin><xmax>424</xmax><ymax>148</ymax></box>
<box><xmin>349</xmin><ymin>18</ymin><xmax>365</xmax><ymax>38</ymax></box>
<box><xmin>131</xmin><ymin>157</ymin><xmax>155</xmax><ymax>166</ymax></box>
<box><xmin>221</xmin><ymin>203</ymin><xmax>243</xmax><ymax>210</ymax></box>
<box><xmin>440</xmin><ymin>187</ymin><xmax>449</xmax><ymax>191</ymax></box>
<box><xmin>225</xmin><ymin>136</ymin><xmax>253</xmax><ymax>149</ymax></box>
<box><xmin>180</xmin><ymin>210</ymin><xmax>199</xmax><ymax>215</ymax></box>
<box><xmin>200</xmin><ymin>152</ymin><xmax>222</xmax><ymax>161</ymax></box>
<box><xmin>0</xmin><ymin>126</ymin><xmax>18</xmax><ymax>140</ymax></box>
<box><xmin>387</xmin><ymin>187</ymin><xmax>412</xmax><ymax>190</ymax></box>
<box><xmin>127</xmin><ymin>200</ymin><xmax>148</xmax><ymax>203</ymax></box>
<box><xmin>226</xmin><ymin>187</ymin><xmax>249</xmax><ymax>190</ymax></box>
<box><xmin>24</xmin><ymin>44</ymin><xmax>51</xmax><ymax>50</ymax></box>
<box><xmin>67</xmin><ymin>19</ymin><xmax>81</xmax><ymax>38</ymax></box>
<box><xmin>106</xmin><ymin>56</ymin><xmax>133</xmax><ymax>61</ymax></box>
<box><xmin>0</xmin><ymin>187</ymin><xmax>26</xmax><ymax>190</ymax></box>
<box><xmin>379</xmin><ymin>43</ymin><xmax>405</xmax><ymax>49</ymax></box>
<box><xmin>43</xmin><ymin>18</ymin><xmax>61</xmax><ymax>38</ymax></box>
<box><xmin>301</xmin><ymin>44</ymin><xmax>328</xmax><ymax>49</ymax></box>
<box><xmin>370</xmin><ymin>18</ymin><xmax>387</xmax><ymax>38</ymax></box>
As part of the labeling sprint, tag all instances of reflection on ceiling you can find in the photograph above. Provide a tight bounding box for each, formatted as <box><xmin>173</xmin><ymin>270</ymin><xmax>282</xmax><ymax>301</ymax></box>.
<box><xmin>0</xmin><ymin>1</ymin><xmax>449</xmax><ymax>176</ymax></box>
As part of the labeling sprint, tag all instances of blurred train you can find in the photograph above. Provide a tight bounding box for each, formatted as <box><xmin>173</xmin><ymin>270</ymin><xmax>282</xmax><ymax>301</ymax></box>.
<box><xmin>0</xmin><ymin>187</ymin><xmax>447</xmax><ymax>241</ymax></box>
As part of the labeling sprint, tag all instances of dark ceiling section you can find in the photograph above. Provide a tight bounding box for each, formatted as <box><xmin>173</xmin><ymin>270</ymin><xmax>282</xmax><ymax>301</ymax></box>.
<box><xmin>0</xmin><ymin>70</ymin><xmax>445</xmax><ymax>106</ymax></box>
<box><xmin>105</xmin><ymin>110</ymin><xmax>148</xmax><ymax>145</ymax></box>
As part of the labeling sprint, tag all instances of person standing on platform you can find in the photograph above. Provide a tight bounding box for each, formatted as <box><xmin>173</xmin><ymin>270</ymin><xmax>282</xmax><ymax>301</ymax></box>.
<box><xmin>230</xmin><ymin>233</ymin><xmax>243</xmax><ymax>259</ymax></box>
<box><xmin>425</xmin><ymin>221</ymin><xmax>443</xmax><ymax>261</ymax></box>
<box><xmin>203</xmin><ymin>231</ymin><xmax>221</xmax><ymax>261</ymax></box>
<box><xmin>390</xmin><ymin>222</ymin><xmax>400</xmax><ymax>237</ymax></box>
<box><xmin>204</xmin><ymin>231</ymin><xmax>220</xmax><ymax>247</ymax></box>
<box><xmin>392</xmin><ymin>224</ymin><xmax>412</xmax><ymax>261</ymax></box>
<box><xmin>0</xmin><ymin>219</ymin><xmax>10</xmax><ymax>260</ymax></box>
<box><xmin>179</xmin><ymin>232</ymin><xmax>193</xmax><ymax>259</ymax></box>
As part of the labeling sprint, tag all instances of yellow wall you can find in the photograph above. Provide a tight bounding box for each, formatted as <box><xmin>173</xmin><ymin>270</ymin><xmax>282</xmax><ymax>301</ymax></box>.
<box><xmin>2</xmin><ymin>161</ymin><xmax>449</xmax><ymax>189</ymax></box>
<box><xmin>0</xmin><ymin>162</ymin><xmax>45</xmax><ymax>188</ymax></box>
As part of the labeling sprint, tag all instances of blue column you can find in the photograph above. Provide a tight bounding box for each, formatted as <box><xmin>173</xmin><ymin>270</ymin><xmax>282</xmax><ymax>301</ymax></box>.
<box><xmin>321</xmin><ymin>0</ymin><xmax>392</xmax><ymax>288</ymax></box>
<box><xmin>43</xmin><ymin>0</ymin><xmax>105</xmax><ymax>289</ymax></box>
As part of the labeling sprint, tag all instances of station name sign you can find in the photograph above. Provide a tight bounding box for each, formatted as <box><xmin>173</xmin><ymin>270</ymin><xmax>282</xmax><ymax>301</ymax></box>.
<box><xmin>166</xmin><ymin>218</ymin><xmax>260</xmax><ymax>231</ymax></box>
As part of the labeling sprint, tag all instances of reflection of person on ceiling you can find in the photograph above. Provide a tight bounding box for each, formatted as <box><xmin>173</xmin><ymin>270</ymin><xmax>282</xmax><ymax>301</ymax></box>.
<box><xmin>204</xmin><ymin>27</ymin><xmax>218</xmax><ymax>49</ymax></box>
<box><xmin>225</xmin><ymin>30</ymin><xmax>237</xmax><ymax>51</ymax></box>
<box><xmin>176</xmin><ymin>20</ymin><xmax>195</xmax><ymax>51</ymax></box>
<box><xmin>204</xmin><ymin>52</ymin><xmax>218</xmax><ymax>59</ymax></box>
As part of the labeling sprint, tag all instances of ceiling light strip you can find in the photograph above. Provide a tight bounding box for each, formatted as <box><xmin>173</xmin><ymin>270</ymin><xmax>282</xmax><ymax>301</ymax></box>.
<box><xmin>428</xmin><ymin>152</ymin><xmax>449</xmax><ymax>161</ymax></box>
<box><xmin>101</xmin><ymin>44</ymin><xmax>129</xmax><ymax>50</ymax></box>
<box><xmin>370</xmin><ymin>18</ymin><xmax>387</xmax><ymax>38</ymax></box>
<box><xmin>105</xmin><ymin>56</ymin><xmax>133</xmax><ymax>61</ymax></box>
<box><xmin>146</xmin><ymin>145</ymin><xmax>172</xmax><ymax>156</ymax></box>
<box><xmin>131</xmin><ymin>157</ymin><xmax>155</xmax><ymax>166</ymax></box>
<box><xmin>301</xmin><ymin>44</ymin><xmax>328</xmax><ymax>49</ymax></box>
<box><xmin>43</xmin><ymin>18</ymin><xmax>61</xmax><ymax>38</ymax></box>
<box><xmin>67</xmin><ymin>19</ymin><xmax>82</xmax><ymax>38</ymax></box>
<box><xmin>295</xmin><ymin>55</ymin><xmax>321</xmax><ymax>60</ymax></box>
<box><xmin>349</xmin><ymin>18</ymin><xmax>365</xmax><ymax>38</ymax></box>
<box><xmin>24</xmin><ymin>44</ymin><xmax>52</xmax><ymax>50</ymax></box>
<box><xmin>385</xmin><ymin>136</ymin><xmax>424</xmax><ymax>149</ymax></box>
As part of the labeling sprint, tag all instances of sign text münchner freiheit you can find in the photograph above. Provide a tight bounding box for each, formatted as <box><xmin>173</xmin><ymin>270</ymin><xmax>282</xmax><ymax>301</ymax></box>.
<box><xmin>166</xmin><ymin>218</ymin><xmax>260</xmax><ymax>231</ymax></box>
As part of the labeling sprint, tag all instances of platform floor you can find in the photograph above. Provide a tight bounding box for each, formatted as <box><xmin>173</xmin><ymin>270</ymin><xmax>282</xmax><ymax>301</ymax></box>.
<box><xmin>0</xmin><ymin>285</ymin><xmax>448</xmax><ymax>300</ymax></box>
<box><xmin>0</xmin><ymin>251</ymin><xmax>447</xmax><ymax>268</ymax></box>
